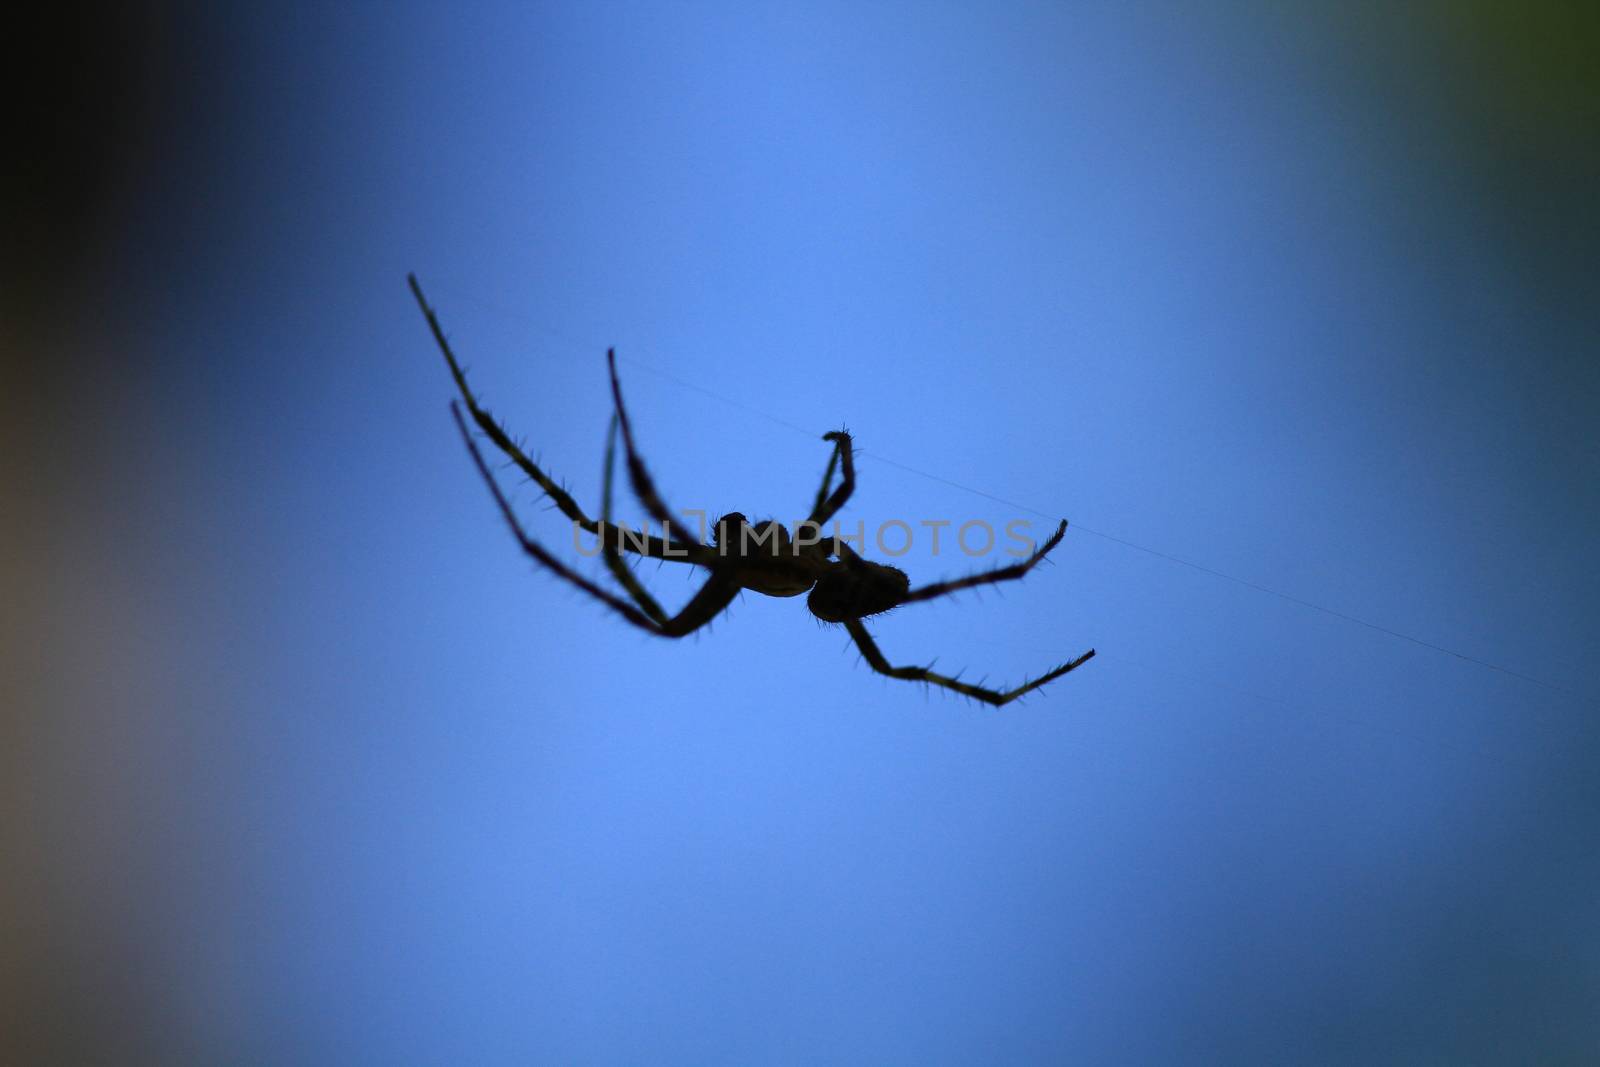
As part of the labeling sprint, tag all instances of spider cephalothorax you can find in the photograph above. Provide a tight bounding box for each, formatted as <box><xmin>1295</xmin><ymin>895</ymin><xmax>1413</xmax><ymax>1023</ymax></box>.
<box><xmin>410</xmin><ymin>274</ymin><xmax>1094</xmax><ymax>705</ymax></box>
<box><xmin>711</xmin><ymin>515</ymin><xmax>829</xmax><ymax>597</ymax></box>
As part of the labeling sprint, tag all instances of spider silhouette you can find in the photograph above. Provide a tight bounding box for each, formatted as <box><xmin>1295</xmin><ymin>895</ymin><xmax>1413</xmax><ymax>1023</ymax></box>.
<box><xmin>410</xmin><ymin>275</ymin><xmax>1094</xmax><ymax>705</ymax></box>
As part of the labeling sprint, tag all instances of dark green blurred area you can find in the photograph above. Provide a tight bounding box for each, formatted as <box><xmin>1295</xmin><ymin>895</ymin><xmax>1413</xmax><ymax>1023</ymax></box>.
<box><xmin>1342</xmin><ymin>2</ymin><xmax>1599</xmax><ymax>301</ymax></box>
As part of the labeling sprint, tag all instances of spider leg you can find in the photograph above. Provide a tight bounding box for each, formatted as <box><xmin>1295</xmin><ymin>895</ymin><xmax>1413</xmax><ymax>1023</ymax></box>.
<box><xmin>900</xmin><ymin>519</ymin><xmax>1070</xmax><ymax>605</ymax></box>
<box><xmin>606</xmin><ymin>348</ymin><xmax>705</xmax><ymax>548</ymax></box>
<box><xmin>844</xmin><ymin>619</ymin><xmax>1094</xmax><ymax>707</ymax></box>
<box><xmin>599</xmin><ymin>413</ymin><xmax>687</xmax><ymax>626</ymax></box>
<box><xmin>807</xmin><ymin>430</ymin><xmax>855</xmax><ymax>527</ymax></box>
<box><xmin>451</xmin><ymin>402</ymin><xmax>737</xmax><ymax>637</ymax></box>
<box><xmin>409</xmin><ymin>274</ymin><xmax>709</xmax><ymax>565</ymax></box>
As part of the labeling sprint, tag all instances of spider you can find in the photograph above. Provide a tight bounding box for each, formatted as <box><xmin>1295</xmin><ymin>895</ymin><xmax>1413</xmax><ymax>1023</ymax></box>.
<box><xmin>409</xmin><ymin>274</ymin><xmax>1095</xmax><ymax>706</ymax></box>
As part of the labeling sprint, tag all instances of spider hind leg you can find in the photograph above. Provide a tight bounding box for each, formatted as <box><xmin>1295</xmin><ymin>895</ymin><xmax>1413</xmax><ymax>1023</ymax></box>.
<box><xmin>844</xmin><ymin>619</ymin><xmax>1094</xmax><ymax>707</ymax></box>
<box><xmin>900</xmin><ymin>519</ymin><xmax>1069</xmax><ymax>605</ymax></box>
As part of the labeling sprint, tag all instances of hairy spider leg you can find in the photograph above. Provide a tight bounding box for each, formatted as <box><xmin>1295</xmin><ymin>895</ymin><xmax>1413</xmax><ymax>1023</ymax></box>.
<box><xmin>605</xmin><ymin>348</ymin><xmax>706</xmax><ymax>549</ymax></box>
<box><xmin>810</xmin><ymin>442</ymin><xmax>839</xmax><ymax>518</ymax></box>
<box><xmin>807</xmin><ymin>430</ymin><xmax>856</xmax><ymax>527</ymax></box>
<box><xmin>899</xmin><ymin>519</ymin><xmax>1070</xmax><ymax>605</ymax></box>
<box><xmin>598</xmin><ymin>414</ymin><xmax>670</xmax><ymax>623</ymax></box>
<box><xmin>451</xmin><ymin>403</ymin><xmax>738</xmax><ymax>637</ymax></box>
<box><xmin>844</xmin><ymin>618</ymin><xmax>1096</xmax><ymax>707</ymax></box>
<box><xmin>409</xmin><ymin>273</ymin><xmax>706</xmax><ymax>564</ymax></box>
<box><xmin>597</xmin><ymin>414</ymin><xmax>738</xmax><ymax>628</ymax></box>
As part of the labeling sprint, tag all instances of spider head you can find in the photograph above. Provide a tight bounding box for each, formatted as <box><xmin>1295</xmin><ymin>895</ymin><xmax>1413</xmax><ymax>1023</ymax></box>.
<box><xmin>712</xmin><ymin>512</ymin><xmax>749</xmax><ymax>551</ymax></box>
<box><xmin>714</xmin><ymin>513</ymin><xmax>797</xmax><ymax>559</ymax></box>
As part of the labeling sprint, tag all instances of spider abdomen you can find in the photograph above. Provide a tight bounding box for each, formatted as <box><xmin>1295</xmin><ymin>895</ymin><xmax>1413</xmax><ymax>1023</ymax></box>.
<box><xmin>807</xmin><ymin>562</ymin><xmax>910</xmax><ymax>623</ymax></box>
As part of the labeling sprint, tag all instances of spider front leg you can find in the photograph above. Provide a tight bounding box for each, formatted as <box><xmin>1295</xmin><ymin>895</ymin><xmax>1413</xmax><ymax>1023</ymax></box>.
<box><xmin>606</xmin><ymin>349</ymin><xmax>704</xmax><ymax>548</ymax></box>
<box><xmin>596</xmin><ymin>414</ymin><xmax>728</xmax><ymax>629</ymax></box>
<box><xmin>844</xmin><ymin>619</ymin><xmax>1095</xmax><ymax>707</ymax></box>
<box><xmin>452</xmin><ymin>402</ymin><xmax>739</xmax><ymax>638</ymax></box>
<box><xmin>900</xmin><ymin>519</ymin><xmax>1069</xmax><ymax>605</ymax></box>
<box><xmin>596</xmin><ymin>413</ymin><xmax>668</xmax><ymax>623</ymax></box>
<box><xmin>410</xmin><ymin>274</ymin><xmax>705</xmax><ymax>564</ymax></box>
<box><xmin>807</xmin><ymin>430</ymin><xmax>855</xmax><ymax>527</ymax></box>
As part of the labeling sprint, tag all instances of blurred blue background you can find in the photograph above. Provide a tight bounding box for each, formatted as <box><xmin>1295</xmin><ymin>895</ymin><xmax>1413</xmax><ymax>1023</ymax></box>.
<box><xmin>6</xmin><ymin>2</ymin><xmax>1597</xmax><ymax>1063</ymax></box>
